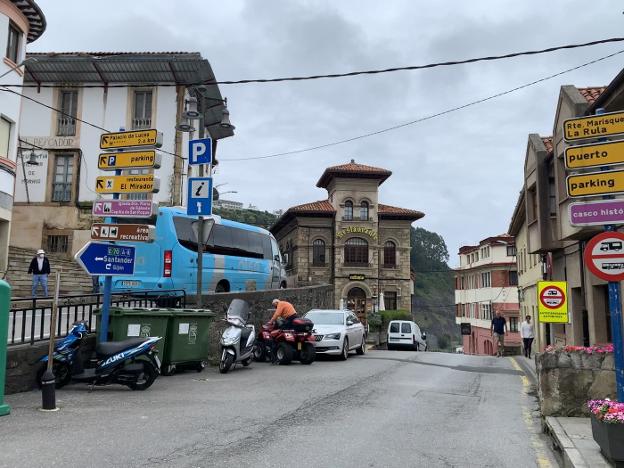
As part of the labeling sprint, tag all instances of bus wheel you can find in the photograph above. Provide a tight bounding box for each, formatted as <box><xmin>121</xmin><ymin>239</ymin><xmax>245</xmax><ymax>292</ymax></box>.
<box><xmin>215</xmin><ymin>281</ymin><xmax>230</xmax><ymax>293</ymax></box>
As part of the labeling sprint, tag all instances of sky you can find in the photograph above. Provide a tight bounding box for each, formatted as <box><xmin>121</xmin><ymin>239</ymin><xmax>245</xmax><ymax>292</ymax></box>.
<box><xmin>28</xmin><ymin>0</ymin><xmax>624</xmax><ymax>265</ymax></box>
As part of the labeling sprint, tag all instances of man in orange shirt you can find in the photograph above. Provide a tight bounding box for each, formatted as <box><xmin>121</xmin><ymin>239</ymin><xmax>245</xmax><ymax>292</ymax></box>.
<box><xmin>271</xmin><ymin>299</ymin><xmax>298</xmax><ymax>329</ymax></box>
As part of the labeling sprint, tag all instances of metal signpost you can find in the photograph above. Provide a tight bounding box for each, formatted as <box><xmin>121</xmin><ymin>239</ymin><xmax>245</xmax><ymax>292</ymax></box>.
<box><xmin>187</xmin><ymin>136</ymin><xmax>213</xmax><ymax>307</ymax></box>
<box><xmin>565</xmin><ymin>109</ymin><xmax>624</xmax><ymax>401</ymax></box>
<box><xmin>76</xmin><ymin>128</ymin><xmax>162</xmax><ymax>342</ymax></box>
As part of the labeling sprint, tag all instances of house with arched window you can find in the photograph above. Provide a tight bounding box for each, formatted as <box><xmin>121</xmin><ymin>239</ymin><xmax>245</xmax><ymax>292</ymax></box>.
<box><xmin>270</xmin><ymin>160</ymin><xmax>424</xmax><ymax>323</ymax></box>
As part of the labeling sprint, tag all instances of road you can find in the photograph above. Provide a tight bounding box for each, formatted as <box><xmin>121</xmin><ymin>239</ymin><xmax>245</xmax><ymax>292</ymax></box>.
<box><xmin>1</xmin><ymin>350</ymin><xmax>556</xmax><ymax>468</ymax></box>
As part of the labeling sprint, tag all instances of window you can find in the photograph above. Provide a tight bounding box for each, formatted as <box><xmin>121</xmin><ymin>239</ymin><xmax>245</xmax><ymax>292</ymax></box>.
<box><xmin>385</xmin><ymin>292</ymin><xmax>398</xmax><ymax>310</ymax></box>
<box><xmin>509</xmin><ymin>317</ymin><xmax>518</xmax><ymax>332</ymax></box>
<box><xmin>383</xmin><ymin>241</ymin><xmax>396</xmax><ymax>268</ymax></box>
<box><xmin>481</xmin><ymin>303</ymin><xmax>492</xmax><ymax>320</ymax></box>
<box><xmin>400</xmin><ymin>322</ymin><xmax>411</xmax><ymax>333</ymax></box>
<box><xmin>6</xmin><ymin>22</ymin><xmax>21</xmax><ymax>63</ymax></box>
<box><xmin>0</xmin><ymin>117</ymin><xmax>10</xmax><ymax>158</ymax></box>
<box><xmin>344</xmin><ymin>237</ymin><xmax>368</xmax><ymax>266</ymax></box>
<box><xmin>509</xmin><ymin>270</ymin><xmax>518</xmax><ymax>286</ymax></box>
<box><xmin>360</xmin><ymin>201</ymin><xmax>369</xmax><ymax>220</ymax></box>
<box><xmin>343</xmin><ymin>201</ymin><xmax>353</xmax><ymax>220</ymax></box>
<box><xmin>47</xmin><ymin>235</ymin><xmax>69</xmax><ymax>254</ymax></box>
<box><xmin>507</xmin><ymin>245</ymin><xmax>516</xmax><ymax>256</ymax></box>
<box><xmin>481</xmin><ymin>271</ymin><xmax>491</xmax><ymax>287</ymax></box>
<box><xmin>132</xmin><ymin>90</ymin><xmax>153</xmax><ymax>129</ymax></box>
<box><xmin>57</xmin><ymin>90</ymin><xmax>78</xmax><ymax>136</ymax></box>
<box><xmin>312</xmin><ymin>239</ymin><xmax>326</xmax><ymax>265</ymax></box>
<box><xmin>52</xmin><ymin>154</ymin><xmax>74</xmax><ymax>202</ymax></box>
<box><xmin>389</xmin><ymin>323</ymin><xmax>399</xmax><ymax>333</ymax></box>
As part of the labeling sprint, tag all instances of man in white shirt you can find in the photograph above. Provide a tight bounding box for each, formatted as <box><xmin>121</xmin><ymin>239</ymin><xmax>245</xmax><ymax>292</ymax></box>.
<box><xmin>520</xmin><ymin>315</ymin><xmax>535</xmax><ymax>359</ymax></box>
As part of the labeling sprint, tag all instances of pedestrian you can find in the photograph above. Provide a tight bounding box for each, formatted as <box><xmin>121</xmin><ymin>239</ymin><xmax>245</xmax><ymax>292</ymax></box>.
<box><xmin>28</xmin><ymin>249</ymin><xmax>51</xmax><ymax>297</ymax></box>
<box><xmin>490</xmin><ymin>310</ymin><xmax>507</xmax><ymax>357</ymax></box>
<box><xmin>520</xmin><ymin>315</ymin><xmax>535</xmax><ymax>359</ymax></box>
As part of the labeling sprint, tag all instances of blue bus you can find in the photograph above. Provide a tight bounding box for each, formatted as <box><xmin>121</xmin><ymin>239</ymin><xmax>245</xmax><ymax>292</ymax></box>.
<box><xmin>107</xmin><ymin>206</ymin><xmax>287</xmax><ymax>298</ymax></box>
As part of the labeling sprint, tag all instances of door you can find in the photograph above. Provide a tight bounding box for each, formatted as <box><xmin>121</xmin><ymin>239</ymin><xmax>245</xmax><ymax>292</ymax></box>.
<box><xmin>270</xmin><ymin>237</ymin><xmax>283</xmax><ymax>289</ymax></box>
<box><xmin>345</xmin><ymin>312</ymin><xmax>361</xmax><ymax>349</ymax></box>
<box><xmin>347</xmin><ymin>287</ymin><xmax>367</xmax><ymax>324</ymax></box>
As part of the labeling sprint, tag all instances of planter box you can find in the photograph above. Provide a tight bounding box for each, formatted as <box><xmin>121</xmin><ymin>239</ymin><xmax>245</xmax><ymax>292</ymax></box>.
<box><xmin>590</xmin><ymin>413</ymin><xmax>624</xmax><ymax>463</ymax></box>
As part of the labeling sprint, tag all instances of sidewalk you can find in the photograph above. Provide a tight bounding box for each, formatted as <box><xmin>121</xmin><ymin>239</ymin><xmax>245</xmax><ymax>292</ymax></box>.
<box><xmin>544</xmin><ymin>417</ymin><xmax>613</xmax><ymax>467</ymax></box>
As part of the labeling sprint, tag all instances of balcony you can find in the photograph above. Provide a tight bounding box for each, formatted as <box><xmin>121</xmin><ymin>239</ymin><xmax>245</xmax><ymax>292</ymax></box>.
<box><xmin>56</xmin><ymin>117</ymin><xmax>76</xmax><ymax>136</ymax></box>
<box><xmin>132</xmin><ymin>118</ymin><xmax>152</xmax><ymax>130</ymax></box>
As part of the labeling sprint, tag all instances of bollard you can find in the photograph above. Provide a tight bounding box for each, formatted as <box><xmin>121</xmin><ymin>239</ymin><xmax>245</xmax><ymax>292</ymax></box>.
<box><xmin>0</xmin><ymin>280</ymin><xmax>11</xmax><ymax>416</ymax></box>
<box><xmin>40</xmin><ymin>369</ymin><xmax>57</xmax><ymax>411</ymax></box>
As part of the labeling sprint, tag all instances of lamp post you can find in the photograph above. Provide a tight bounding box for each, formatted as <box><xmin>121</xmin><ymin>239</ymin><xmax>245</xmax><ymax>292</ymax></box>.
<box><xmin>17</xmin><ymin>148</ymin><xmax>39</xmax><ymax>204</ymax></box>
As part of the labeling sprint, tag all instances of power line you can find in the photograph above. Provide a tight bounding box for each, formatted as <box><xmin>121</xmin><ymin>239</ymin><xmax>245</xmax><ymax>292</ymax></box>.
<box><xmin>220</xmin><ymin>49</ymin><xmax>624</xmax><ymax>162</ymax></box>
<box><xmin>2</xmin><ymin>37</ymin><xmax>622</xmax><ymax>89</ymax></box>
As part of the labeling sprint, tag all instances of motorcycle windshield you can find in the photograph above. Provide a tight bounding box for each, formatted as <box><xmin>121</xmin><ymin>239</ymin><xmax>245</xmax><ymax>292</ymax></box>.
<box><xmin>226</xmin><ymin>299</ymin><xmax>250</xmax><ymax>323</ymax></box>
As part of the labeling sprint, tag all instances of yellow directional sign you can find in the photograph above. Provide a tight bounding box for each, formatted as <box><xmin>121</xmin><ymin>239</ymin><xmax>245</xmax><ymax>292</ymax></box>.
<box><xmin>537</xmin><ymin>281</ymin><xmax>568</xmax><ymax>323</ymax></box>
<box><xmin>563</xmin><ymin>111</ymin><xmax>624</xmax><ymax>142</ymax></box>
<box><xmin>95</xmin><ymin>175</ymin><xmax>160</xmax><ymax>194</ymax></box>
<box><xmin>99</xmin><ymin>129</ymin><xmax>162</xmax><ymax>150</ymax></box>
<box><xmin>98</xmin><ymin>151</ymin><xmax>161</xmax><ymax>171</ymax></box>
<box><xmin>565</xmin><ymin>140</ymin><xmax>624</xmax><ymax>169</ymax></box>
<box><xmin>567</xmin><ymin>169</ymin><xmax>624</xmax><ymax>198</ymax></box>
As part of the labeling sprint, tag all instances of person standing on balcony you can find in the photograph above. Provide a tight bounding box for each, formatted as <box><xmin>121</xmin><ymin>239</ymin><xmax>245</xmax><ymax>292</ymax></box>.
<box><xmin>28</xmin><ymin>249</ymin><xmax>51</xmax><ymax>297</ymax></box>
<box><xmin>520</xmin><ymin>315</ymin><xmax>535</xmax><ymax>359</ymax></box>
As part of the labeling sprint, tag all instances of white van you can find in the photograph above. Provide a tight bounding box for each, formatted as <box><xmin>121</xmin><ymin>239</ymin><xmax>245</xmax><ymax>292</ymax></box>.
<box><xmin>387</xmin><ymin>320</ymin><xmax>427</xmax><ymax>351</ymax></box>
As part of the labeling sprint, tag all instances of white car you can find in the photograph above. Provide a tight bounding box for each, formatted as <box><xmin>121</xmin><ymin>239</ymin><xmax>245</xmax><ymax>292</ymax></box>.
<box><xmin>386</xmin><ymin>320</ymin><xmax>427</xmax><ymax>351</ymax></box>
<box><xmin>304</xmin><ymin>309</ymin><xmax>366</xmax><ymax>360</ymax></box>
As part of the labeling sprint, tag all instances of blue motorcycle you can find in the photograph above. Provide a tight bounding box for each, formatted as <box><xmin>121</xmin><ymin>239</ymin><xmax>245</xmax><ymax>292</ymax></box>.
<box><xmin>37</xmin><ymin>321</ymin><xmax>162</xmax><ymax>391</ymax></box>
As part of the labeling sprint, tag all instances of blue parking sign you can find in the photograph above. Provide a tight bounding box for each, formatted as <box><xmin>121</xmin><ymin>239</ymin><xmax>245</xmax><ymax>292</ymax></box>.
<box><xmin>187</xmin><ymin>177</ymin><xmax>212</xmax><ymax>215</ymax></box>
<box><xmin>188</xmin><ymin>138</ymin><xmax>212</xmax><ymax>166</ymax></box>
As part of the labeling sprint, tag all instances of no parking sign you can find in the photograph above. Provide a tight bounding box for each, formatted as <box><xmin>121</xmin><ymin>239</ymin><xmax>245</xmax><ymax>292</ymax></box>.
<box><xmin>537</xmin><ymin>281</ymin><xmax>569</xmax><ymax>323</ymax></box>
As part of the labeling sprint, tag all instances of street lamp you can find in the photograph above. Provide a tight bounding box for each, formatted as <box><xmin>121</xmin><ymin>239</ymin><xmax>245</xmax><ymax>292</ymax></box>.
<box><xmin>17</xmin><ymin>148</ymin><xmax>40</xmax><ymax>204</ymax></box>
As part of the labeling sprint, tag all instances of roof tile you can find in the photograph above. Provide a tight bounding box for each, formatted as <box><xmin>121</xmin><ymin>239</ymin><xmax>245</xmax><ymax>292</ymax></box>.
<box><xmin>541</xmin><ymin>136</ymin><xmax>553</xmax><ymax>154</ymax></box>
<box><xmin>317</xmin><ymin>159</ymin><xmax>392</xmax><ymax>188</ymax></box>
<box><xmin>287</xmin><ymin>200</ymin><xmax>335</xmax><ymax>215</ymax></box>
<box><xmin>577</xmin><ymin>87</ymin><xmax>607</xmax><ymax>104</ymax></box>
<box><xmin>378</xmin><ymin>203</ymin><xmax>425</xmax><ymax>220</ymax></box>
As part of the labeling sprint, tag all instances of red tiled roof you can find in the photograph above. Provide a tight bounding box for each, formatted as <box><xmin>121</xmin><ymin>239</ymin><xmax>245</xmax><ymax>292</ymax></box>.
<box><xmin>287</xmin><ymin>200</ymin><xmax>335</xmax><ymax>215</ymax></box>
<box><xmin>317</xmin><ymin>160</ymin><xmax>392</xmax><ymax>188</ymax></box>
<box><xmin>378</xmin><ymin>203</ymin><xmax>425</xmax><ymax>220</ymax></box>
<box><xmin>541</xmin><ymin>136</ymin><xmax>553</xmax><ymax>154</ymax></box>
<box><xmin>577</xmin><ymin>87</ymin><xmax>607</xmax><ymax>104</ymax></box>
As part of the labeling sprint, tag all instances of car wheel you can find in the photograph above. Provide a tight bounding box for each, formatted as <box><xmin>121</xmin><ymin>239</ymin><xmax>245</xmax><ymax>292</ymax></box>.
<box><xmin>356</xmin><ymin>336</ymin><xmax>366</xmax><ymax>355</ymax></box>
<box><xmin>340</xmin><ymin>338</ymin><xmax>349</xmax><ymax>361</ymax></box>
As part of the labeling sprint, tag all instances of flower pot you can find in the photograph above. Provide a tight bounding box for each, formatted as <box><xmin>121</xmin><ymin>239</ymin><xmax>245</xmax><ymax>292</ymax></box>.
<box><xmin>590</xmin><ymin>413</ymin><xmax>624</xmax><ymax>463</ymax></box>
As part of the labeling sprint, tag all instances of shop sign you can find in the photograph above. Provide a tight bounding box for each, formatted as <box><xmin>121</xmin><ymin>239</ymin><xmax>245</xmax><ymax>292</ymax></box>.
<box><xmin>349</xmin><ymin>274</ymin><xmax>366</xmax><ymax>281</ymax></box>
<box><xmin>336</xmin><ymin>226</ymin><xmax>378</xmax><ymax>240</ymax></box>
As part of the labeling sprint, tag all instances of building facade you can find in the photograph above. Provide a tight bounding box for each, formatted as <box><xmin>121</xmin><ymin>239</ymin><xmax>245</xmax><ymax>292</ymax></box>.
<box><xmin>0</xmin><ymin>0</ymin><xmax>45</xmax><ymax>272</ymax></box>
<box><xmin>270</xmin><ymin>160</ymin><xmax>424</xmax><ymax>322</ymax></box>
<box><xmin>454</xmin><ymin>235</ymin><xmax>521</xmax><ymax>355</ymax></box>
<box><xmin>10</xmin><ymin>52</ymin><xmax>232</xmax><ymax>257</ymax></box>
<box><xmin>514</xmin><ymin>78</ymin><xmax>624</xmax><ymax>349</ymax></box>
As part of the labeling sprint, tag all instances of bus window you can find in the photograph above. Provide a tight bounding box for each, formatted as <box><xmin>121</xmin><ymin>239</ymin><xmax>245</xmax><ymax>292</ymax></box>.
<box><xmin>173</xmin><ymin>216</ymin><xmax>198</xmax><ymax>252</ymax></box>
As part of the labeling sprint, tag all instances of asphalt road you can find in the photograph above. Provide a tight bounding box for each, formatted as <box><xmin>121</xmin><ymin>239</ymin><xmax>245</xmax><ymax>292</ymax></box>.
<box><xmin>1</xmin><ymin>350</ymin><xmax>556</xmax><ymax>468</ymax></box>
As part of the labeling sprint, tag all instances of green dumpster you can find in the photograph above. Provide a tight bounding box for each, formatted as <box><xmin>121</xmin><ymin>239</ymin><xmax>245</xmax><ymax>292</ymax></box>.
<box><xmin>0</xmin><ymin>280</ymin><xmax>11</xmax><ymax>417</ymax></box>
<box><xmin>162</xmin><ymin>309</ymin><xmax>215</xmax><ymax>375</ymax></box>
<box><xmin>95</xmin><ymin>308</ymin><xmax>171</xmax><ymax>358</ymax></box>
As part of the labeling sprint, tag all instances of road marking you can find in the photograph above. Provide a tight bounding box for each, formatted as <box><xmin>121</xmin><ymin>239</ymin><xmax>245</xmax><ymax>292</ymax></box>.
<box><xmin>510</xmin><ymin>357</ymin><xmax>553</xmax><ymax>468</ymax></box>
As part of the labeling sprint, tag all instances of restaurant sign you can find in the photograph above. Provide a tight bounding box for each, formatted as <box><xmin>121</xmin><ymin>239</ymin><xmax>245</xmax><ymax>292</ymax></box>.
<box><xmin>336</xmin><ymin>226</ymin><xmax>378</xmax><ymax>240</ymax></box>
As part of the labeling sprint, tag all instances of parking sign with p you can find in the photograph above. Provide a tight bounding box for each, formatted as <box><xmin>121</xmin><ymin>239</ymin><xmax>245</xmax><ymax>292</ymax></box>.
<box><xmin>188</xmin><ymin>138</ymin><xmax>212</xmax><ymax>166</ymax></box>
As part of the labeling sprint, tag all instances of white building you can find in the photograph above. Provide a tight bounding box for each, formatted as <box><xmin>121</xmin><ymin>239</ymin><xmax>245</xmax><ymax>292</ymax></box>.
<box><xmin>11</xmin><ymin>52</ymin><xmax>233</xmax><ymax>256</ymax></box>
<box><xmin>215</xmin><ymin>199</ymin><xmax>243</xmax><ymax>210</ymax></box>
<box><xmin>0</xmin><ymin>0</ymin><xmax>45</xmax><ymax>272</ymax></box>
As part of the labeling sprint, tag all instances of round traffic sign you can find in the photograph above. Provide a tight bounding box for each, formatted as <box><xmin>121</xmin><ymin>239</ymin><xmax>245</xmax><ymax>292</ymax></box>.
<box><xmin>539</xmin><ymin>285</ymin><xmax>565</xmax><ymax>310</ymax></box>
<box><xmin>584</xmin><ymin>231</ymin><xmax>624</xmax><ymax>282</ymax></box>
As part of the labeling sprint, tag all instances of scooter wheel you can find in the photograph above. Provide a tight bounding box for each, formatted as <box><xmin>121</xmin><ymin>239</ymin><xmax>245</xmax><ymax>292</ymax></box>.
<box><xmin>128</xmin><ymin>361</ymin><xmax>158</xmax><ymax>391</ymax></box>
<box><xmin>219</xmin><ymin>352</ymin><xmax>235</xmax><ymax>374</ymax></box>
<box><xmin>241</xmin><ymin>357</ymin><xmax>252</xmax><ymax>367</ymax></box>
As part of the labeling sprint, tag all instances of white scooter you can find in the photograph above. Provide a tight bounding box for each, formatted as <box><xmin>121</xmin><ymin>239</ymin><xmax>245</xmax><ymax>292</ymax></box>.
<box><xmin>219</xmin><ymin>299</ymin><xmax>256</xmax><ymax>374</ymax></box>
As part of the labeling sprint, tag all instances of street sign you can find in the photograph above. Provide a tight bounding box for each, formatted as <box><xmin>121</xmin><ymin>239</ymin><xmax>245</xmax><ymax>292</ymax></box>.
<box><xmin>91</xmin><ymin>223</ymin><xmax>155</xmax><ymax>243</ymax></box>
<box><xmin>100</xmin><ymin>129</ymin><xmax>162</xmax><ymax>150</ymax></box>
<box><xmin>563</xmin><ymin>111</ymin><xmax>624</xmax><ymax>142</ymax></box>
<box><xmin>569</xmin><ymin>200</ymin><xmax>624</xmax><ymax>227</ymax></box>
<box><xmin>95</xmin><ymin>175</ymin><xmax>160</xmax><ymax>194</ymax></box>
<box><xmin>537</xmin><ymin>281</ymin><xmax>568</xmax><ymax>323</ymax></box>
<box><xmin>74</xmin><ymin>242</ymin><xmax>135</xmax><ymax>276</ymax></box>
<box><xmin>565</xmin><ymin>140</ymin><xmax>624</xmax><ymax>170</ymax></box>
<box><xmin>460</xmin><ymin>323</ymin><xmax>471</xmax><ymax>336</ymax></box>
<box><xmin>98</xmin><ymin>151</ymin><xmax>161</xmax><ymax>171</ymax></box>
<box><xmin>187</xmin><ymin>177</ymin><xmax>213</xmax><ymax>216</ymax></box>
<box><xmin>188</xmin><ymin>138</ymin><xmax>212</xmax><ymax>166</ymax></box>
<box><xmin>92</xmin><ymin>200</ymin><xmax>157</xmax><ymax>218</ymax></box>
<box><xmin>584</xmin><ymin>231</ymin><xmax>624</xmax><ymax>282</ymax></box>
<box><xmin>566</xmin><ymin>169</ymin><xmax>624</xmax><ymax>198</ymax></box>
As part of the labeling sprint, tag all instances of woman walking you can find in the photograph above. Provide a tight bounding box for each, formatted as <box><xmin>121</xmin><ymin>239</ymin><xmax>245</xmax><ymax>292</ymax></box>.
<box><xmin>520</xmin><ymin>315</ymin><xmax>535</xmax><ymax>359</ymax></box>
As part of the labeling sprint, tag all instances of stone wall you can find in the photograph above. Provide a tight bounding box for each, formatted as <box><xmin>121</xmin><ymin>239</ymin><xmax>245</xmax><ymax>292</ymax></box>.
<box><xmin>536</xmin><ymin>349</ymin><xmax>616</xmax><ymax>416</ymax></box>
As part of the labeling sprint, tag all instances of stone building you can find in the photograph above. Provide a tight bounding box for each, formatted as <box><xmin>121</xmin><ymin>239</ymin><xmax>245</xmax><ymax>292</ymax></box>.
<box><xmin>270</xmin><ymin>160</ymin><xmax>424</xmax><ymax>322</ymax></box>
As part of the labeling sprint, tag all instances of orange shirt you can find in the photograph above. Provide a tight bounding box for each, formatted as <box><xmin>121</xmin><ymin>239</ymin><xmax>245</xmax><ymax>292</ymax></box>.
<box><xmin>271</xmin><ymin>301</ymin><xmax>297</xmax><ymax>322</ymax></box>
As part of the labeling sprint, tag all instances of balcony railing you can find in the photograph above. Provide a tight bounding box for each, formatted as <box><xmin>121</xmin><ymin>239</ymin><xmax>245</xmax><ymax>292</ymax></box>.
<box><xmin>132</xmin><ymin>118</ymin><xmax>152</xmax><ymax>130</ymax></box>
<box><xmin>56</xmin><ymin>117</ymin><xmax>76</xmax><ymax>136</ymax></box>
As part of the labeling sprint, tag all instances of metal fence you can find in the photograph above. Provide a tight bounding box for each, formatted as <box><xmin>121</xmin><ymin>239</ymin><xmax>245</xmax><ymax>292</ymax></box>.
<box><xmin>7</xmin><ymin>290</ymin><xmax>186</xmax><ymax>346</ymax></box>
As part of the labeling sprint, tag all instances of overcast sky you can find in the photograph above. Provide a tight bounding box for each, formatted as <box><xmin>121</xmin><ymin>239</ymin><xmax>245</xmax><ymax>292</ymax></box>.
<box><xmin>30</xmin><ymin>0</ymin><xmax>624</xmax><ymax>265</ymax></box>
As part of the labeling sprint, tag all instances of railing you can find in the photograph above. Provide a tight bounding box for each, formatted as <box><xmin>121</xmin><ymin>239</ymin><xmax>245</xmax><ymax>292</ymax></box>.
<box><xmin>7</xmin><ymin>289</ymin><xmax>186</xmax><ymax>346</ymax></box>
<box><xmin>56</xmin><ymin>117</ymin><xmax>76</xmax><ymax>136</ymax></box>
<box><xmin>132</xmin><ymin>118</ymin><xmax>151</xmax><ymax>130</ymax></box>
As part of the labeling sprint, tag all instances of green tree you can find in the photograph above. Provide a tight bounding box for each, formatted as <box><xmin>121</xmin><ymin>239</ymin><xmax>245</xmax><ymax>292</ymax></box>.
<box><xmin>410</xmin><ymin>227</ymin><xmax>449</xmax><ymax>272</ymax></box>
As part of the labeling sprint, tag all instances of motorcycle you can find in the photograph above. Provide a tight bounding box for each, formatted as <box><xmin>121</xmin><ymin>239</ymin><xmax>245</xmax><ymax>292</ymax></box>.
<box><xmin>37</xmin><ymin>321</ymin><xmax>162</xmax><ymax>391</ymax></box>
<box><xmin>254</xmin><ymin>317</ymin><xmax>316</xmax><ymax>365</ymax></box>
<box><xmin>219</xmin><ymin>299</ymin><xmax>256</xmax><ymax>374</ymax></box>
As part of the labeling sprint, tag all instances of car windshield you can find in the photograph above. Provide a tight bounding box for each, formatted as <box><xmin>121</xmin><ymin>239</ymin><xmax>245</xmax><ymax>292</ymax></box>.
<box><xmin>305</xmin><ymin>311</ymin><xmax>344</xmax><ymax>325</ymax></box>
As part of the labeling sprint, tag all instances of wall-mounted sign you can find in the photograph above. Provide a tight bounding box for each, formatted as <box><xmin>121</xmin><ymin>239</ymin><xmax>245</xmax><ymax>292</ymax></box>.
<box><xmin>569</xmin><ymin>200</ymin><xmax>624</xmax><ymax>227</ymax></box>
<box><xmin>565</xmin><ymin>140</ymin><xmax>624</xmax><ymax>170</ymax></box>
<box><xmin>563</xmin><ymin>111</ymin><xmax>624</xmax><ymax>142</ymax></box>
<box><xmin>349</xmin><ymin>274</ymin><xmax>366</xmax><ymax>281</ymax></box>
<box><xmin>336</xmin><ymin>226</ymin><xmax>378</xmax><ymax>240</ymax></box>
<box><xmin>20</xmin><ymin>136</ymin><xmax>78</xmax><ymax>149</ymax></box>
<box><xmin>460</xmin><ymin>323</ymin><xmax>471</xmax><ymax>336</ymax></box>
<box><xmin>566</xmin><ymin>169</ymin><xmax>624</xmax><ymax>198</ymax></box>
<box><xmin>537</xmin><ymin>281</ymin><xmax>568</xmax><ymax>323</ymax></box>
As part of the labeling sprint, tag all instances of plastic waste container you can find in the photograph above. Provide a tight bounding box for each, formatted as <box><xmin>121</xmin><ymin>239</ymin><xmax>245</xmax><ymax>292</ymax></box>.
<box><xmin>161</xmin><ymin>309</ymin><xmax>215</xmax><ymax>375</ymax></box>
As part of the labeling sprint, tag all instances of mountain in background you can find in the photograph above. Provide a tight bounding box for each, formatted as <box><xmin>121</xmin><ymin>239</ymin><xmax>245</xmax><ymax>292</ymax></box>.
<box><xmin>213</xmin><ymin>207</ymin><xmax>278</xmax><ymax>229</ymax></box>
